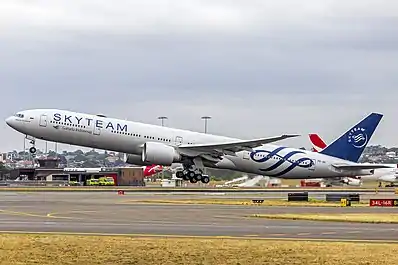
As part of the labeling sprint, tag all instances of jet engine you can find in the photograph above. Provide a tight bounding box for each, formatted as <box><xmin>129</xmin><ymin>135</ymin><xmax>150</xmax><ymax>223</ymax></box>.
<box><xmin>342</xmin><ymin>177</ymin><xmax>362</xmax><ymax>186</ymax></box>
<box><xmin>142</xmin><ymin>142</ymin><xmax>181</xmax><ymax>166</ymax></box>
<box><xmin>378</xmin><ymin>174</ymin><xmax>398</xmax><ymax>183</ymax></box>
<box><xmin>125</xmin><ymin>154</ymin><xmax>153</xmax><ymax>166</ymax></box>
<box><xmin>326</xmin><ymin>177</ymin><xmax>362</xmax><ymax>187</ymax></box>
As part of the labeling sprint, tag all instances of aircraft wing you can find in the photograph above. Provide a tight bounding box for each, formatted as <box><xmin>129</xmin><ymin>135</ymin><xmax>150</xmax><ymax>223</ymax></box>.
<box><xmin>178</xmin><ymin>134</ymin><xmax>300</xmax><ymax>157</ymax></box>
<box><xmin>332</xmin><ymin>164</ymin><xmax>394</xmax><ymax>170</ymax></box>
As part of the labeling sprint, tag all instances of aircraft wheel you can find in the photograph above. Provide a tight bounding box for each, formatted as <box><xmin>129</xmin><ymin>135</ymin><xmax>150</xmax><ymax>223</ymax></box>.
<box><xmin>201</xmin><ymin>176</ymin><xmax>210</xmax><ymax>184</ymax></box>
<box><xmin>189</xmin><ymin>177</ymin><xmax>197</xmax><ymax>184</ymax></box>
<box><xmin>29</xmin><ymin>147</ymin><xmax>37</xmax><ymax>154</ymax></box>
<box><xmin>176</xmin><ymin>171</ymin><xmax>184</xmax><ymax>178</ymax></box>
<box><xmin>194</xmin><ymin>173</ymin><xmax>202</xmax><ymax>181</ymax></box>
<box><xmin>182</xmin><ymin>174</ymin><xmax>190</xmax><ymax>181</ymax></box>
<box><xmin>187</xmin><ymin>171</ymin><xmax>196</xmax><ymax>179</ymax></box>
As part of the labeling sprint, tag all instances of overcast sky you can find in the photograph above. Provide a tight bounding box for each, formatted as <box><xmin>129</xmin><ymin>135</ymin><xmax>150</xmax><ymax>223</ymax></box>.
<box><xmin>1</xmin><ymin>0</ymin><xmax>398</xmax><ymax>152</ymax></box>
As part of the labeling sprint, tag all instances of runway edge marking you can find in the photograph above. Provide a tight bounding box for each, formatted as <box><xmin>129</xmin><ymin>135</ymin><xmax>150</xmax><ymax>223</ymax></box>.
<box><xmin>0</xmin><ymin>231</ymin><xmax>396</xmax><ymax>244</ymax></box>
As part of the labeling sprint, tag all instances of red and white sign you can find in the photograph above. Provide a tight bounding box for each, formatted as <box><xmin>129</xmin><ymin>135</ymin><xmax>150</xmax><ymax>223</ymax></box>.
<box><xmin>369</xmin><ymin>199</ymin><xmax>395</xmax><ymax>207</ymax></box>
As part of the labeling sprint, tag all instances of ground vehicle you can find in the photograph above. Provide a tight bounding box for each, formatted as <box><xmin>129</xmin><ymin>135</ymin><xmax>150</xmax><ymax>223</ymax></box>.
<box><xmin>98</xmin><ymin>177</ymin><xmax>115</xmax><ymax>186</ymax></box>
<box><xmin>86</xmin><ymin>179</ymin><xmax>99</xmax><ymax>186</ymax></box>
<box><xmin>68</xmin><ymin>180</ymin><xmax>81</xmax><ymax>186</ymax></box>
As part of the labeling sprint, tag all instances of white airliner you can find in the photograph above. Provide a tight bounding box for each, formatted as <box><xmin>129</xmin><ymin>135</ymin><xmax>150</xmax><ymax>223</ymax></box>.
<box><xmin>5</xmin><ymin>109</ymin><xmax>392</xmax><ymax>184</ymax></box>
<box><xmin>309</xmin><ymin>133</ymin><xmax>398</xmax><ymax>187</ymax></box>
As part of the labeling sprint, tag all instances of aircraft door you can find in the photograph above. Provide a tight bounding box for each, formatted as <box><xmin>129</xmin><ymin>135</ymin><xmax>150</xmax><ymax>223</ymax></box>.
<box><xmin>175</xmin><ymin>136</ymin><xmax>183</xmax><ymax>146</ymax></box>
<box><xmin>308</xmin><ymin>159</ymin><xmax>316</xmax><ymax>171</ymax></box>
<box><xmin>39</xmin><ymin>114</ymin><xmax>47</xmax><ymax>127</ymax></box>
<box><xmin>93</xmin><ymin>125</ymin><xmax>101</xmax><ymax>136</ymax></box>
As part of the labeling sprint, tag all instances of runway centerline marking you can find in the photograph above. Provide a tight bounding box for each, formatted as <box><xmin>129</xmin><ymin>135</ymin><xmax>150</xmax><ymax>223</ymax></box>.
<box><xmin>46</xmin><ymin>211</ymin><xmax>97</xmax><ymax>218</ymax></box>
<box><xmin>297</xmin><ymin>233</ymin><xmax>311</xmax><ymax>236</ymax></box>
<box><xmin>0</xmin><ymin>209</ymin><xmax>73</xmax><ymax>219</ymax></box>
<box><xmin>321</xmin><ymin>232</ymin><xmax>337</xmax><ymax>235</ymax></box>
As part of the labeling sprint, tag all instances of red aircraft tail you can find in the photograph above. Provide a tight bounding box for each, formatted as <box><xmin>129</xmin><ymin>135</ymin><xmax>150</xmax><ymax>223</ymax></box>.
<box><xmin>309</xmin><ymin>133</ymin><xmax>327</xmax><ymax>152</ymax></box>
<box><xmin>143</xmin><ymin>165</ymin><xmax>163</xmax><ymax>177</ymax></box>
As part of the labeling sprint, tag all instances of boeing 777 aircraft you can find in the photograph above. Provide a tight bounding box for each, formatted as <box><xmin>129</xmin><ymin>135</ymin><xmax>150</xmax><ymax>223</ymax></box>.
<box><xmin>5</xmin><ymin>109</ymin><xmax>391</xmax><ymax>184</ymax></box>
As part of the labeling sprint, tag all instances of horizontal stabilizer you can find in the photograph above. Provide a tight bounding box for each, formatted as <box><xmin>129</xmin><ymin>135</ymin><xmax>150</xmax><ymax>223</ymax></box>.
<box><xmin>332</xmin><ymin>164</ymin><xmax>394</xmax><ymax>170</ymax></box>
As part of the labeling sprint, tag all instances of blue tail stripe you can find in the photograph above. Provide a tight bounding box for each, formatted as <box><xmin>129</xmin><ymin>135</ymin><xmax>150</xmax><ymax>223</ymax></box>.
<box><xmin>319</xmin><ymin>113</ymin><xmax>383</xmax><ymax>162</ymax></box>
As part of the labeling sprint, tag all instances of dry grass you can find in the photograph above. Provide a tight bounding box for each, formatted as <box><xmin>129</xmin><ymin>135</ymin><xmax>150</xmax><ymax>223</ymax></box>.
<box><xmin>252</xmin><ymin>213</ymin><xmax>398</xmax><ymax>223</ymax></box>
<box><xmin>125</xmin><ymin>199</ymin><xmax>367</xmax><ymax>207</ymax></box>
<box><xmin>0</xmin><ymin>234</ymin><xmax>397</xmax><ymax>265</ymax></box>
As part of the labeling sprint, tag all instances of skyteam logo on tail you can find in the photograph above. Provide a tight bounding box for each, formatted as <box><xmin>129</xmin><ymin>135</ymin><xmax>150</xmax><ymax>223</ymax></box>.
<box><xmin>348</xmin><ymin>127</ymin><xmax>368</xmax><ymax>148</ymax></box>
<box><xmin>250</xmin><ymin>147</ymin><xmax>314</xmax><ymax>177</ymax></box>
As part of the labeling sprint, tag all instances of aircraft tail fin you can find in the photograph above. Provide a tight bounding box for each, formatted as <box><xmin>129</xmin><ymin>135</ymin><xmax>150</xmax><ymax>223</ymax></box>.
<box><xmin>319</xmin><ymin>113</ymin><xmax>383</xmax><ymax>162</ymax></box>
<box><xmin>309</xmin><ymin>133</ymin><xmax>327</xmax><ymax>152</ymax></box>
<box><xmin>143</xmin><ymin>165</ymin><xmax>163</xmax><ymax>177</ymax></box>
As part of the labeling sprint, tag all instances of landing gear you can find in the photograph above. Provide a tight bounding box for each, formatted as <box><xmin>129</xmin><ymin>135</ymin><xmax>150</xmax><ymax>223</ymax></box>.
<box><xmin>25</xmin><ymin>135</ymin><xmax>36</xmax><ymax>154</ymax></box>
<box><xmin>29</xmin><ymin>147</ymin><xmax>37</xmax><ymax>154</ymax></box>
<box><xmin>201</xmin><ymin>175</ymin><xmax>210</xmax><ymax>184</ymax></box>
<box><xmin>175</xmin><ymin>161</ymin><xmax>210</xmax><ymax>184</ymax></box>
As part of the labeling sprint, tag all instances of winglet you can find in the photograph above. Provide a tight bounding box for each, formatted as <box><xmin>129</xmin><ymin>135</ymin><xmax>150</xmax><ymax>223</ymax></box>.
<box><xmin>320</xmin><ymin>113</ymin><xmax>383</xmax><ymax>162</ymax></box>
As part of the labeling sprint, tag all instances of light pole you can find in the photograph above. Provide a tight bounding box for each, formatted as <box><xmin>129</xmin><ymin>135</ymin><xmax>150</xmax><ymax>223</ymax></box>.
<box><xmin>157</xmin><ymin>116</ymin><xmax>168</xmax><ymax>182</ymax></box>
<box><xmin>201</xmin><ymin>116</ymin><xmax>211</xmax><ymax>134</ymax></box>
<box><xmin>201</xmin><ymin>116</ymin><xmax>211</xmax><ymax>180</ymax></box>
<box><xmin>157</xmin><ymin>116</ymin><xmax>168</xmax><ymax>127</ymax></box>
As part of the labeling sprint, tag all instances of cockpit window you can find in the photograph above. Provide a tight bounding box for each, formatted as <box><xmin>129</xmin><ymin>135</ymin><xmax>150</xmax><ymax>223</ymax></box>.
<box><xmin>15</xmin><ymin>113</ymin><xmax>24</xmax><ymax>118</ymax></box>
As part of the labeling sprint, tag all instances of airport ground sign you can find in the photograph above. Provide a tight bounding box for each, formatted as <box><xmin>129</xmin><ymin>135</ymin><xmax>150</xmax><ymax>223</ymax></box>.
<box><xmin>369</xmin><ymin>199</ymin><xmax>398</xmax><ymax>207</ymax></box>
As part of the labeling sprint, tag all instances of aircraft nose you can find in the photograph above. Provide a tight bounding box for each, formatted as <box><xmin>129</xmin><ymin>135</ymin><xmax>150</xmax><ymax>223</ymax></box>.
<box><xmin>5</xmin><ymin>116</ymin><xmax>14</xmax><ymax>127</ymax></box>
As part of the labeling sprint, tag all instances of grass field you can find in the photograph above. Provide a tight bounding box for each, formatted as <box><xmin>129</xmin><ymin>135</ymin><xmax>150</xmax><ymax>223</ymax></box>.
<box><xmin>124</xmin><ymin>198</ymin><xmax>367</xmax><ymax>207</ymax></box>
<box><xmin>0</xmin><ymin>234</ymin><xmax>397</xmax><ymax>265</ymax></box>
<box><xmin>251</xmin><ymin>213</ymin><xmax>398</xmax><ymax>223</ymax></box>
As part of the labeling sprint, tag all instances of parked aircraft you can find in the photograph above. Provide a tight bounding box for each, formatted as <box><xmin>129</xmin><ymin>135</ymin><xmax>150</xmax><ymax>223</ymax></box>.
<box><xmin>309</xmin><ymin>133</ymin><xmax>398</xmax><ymax>187</ymax></box>
<box><xmin>5</xmin><ymin>109</ymin><xmax>391</xmax><ymax>185</ymax></box>
<box><xmin>143</xmin><ymin>165</ymin><xmax>163</xmax><ymax>177</ymax></box>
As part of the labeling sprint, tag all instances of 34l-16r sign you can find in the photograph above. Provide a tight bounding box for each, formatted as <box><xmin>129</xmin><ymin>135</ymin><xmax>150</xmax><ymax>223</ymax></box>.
<box><xmin>369</xmin><ymin>199</ymin><xmax>398</xmax><ymax>207</ymax></box>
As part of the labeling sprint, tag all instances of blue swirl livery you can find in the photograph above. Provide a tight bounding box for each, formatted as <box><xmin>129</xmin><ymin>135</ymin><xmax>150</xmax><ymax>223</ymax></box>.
<box><xmin>250</xmin><ymin>146</ymin><xmax>314</xmax><ymax>177</ymax></box>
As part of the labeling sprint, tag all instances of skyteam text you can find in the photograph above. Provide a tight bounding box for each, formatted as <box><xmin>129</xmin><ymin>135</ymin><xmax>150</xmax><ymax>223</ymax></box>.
<box><xmin>53</xmin><ymin>113</ymin><xmax>127</xmax><ymax>132</ymax></box>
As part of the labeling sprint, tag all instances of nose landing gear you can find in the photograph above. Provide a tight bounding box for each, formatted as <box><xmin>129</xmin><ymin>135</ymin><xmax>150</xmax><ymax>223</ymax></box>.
<box><xmin>25</xmin><ymin>135</ymin><xmax>37</xmax><ymax>154</ymax></box>
<box><xmin>29</xmin><ymin>146</ymin><xmax>37</xmax><ymax>154</ymax></box>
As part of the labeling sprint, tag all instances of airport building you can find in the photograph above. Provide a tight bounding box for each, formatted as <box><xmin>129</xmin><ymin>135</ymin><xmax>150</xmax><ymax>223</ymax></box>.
<box><xmin>0</xmin><ymin>158</ymin><xmax>145</xmax><ymax>186</ymax></box>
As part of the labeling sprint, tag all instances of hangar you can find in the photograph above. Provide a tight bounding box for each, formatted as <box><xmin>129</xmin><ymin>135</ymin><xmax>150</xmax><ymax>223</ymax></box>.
<box><xmin>1</xmin><ymin>158</ymin><xmax>145</xmax><ymax>186</ymax></box>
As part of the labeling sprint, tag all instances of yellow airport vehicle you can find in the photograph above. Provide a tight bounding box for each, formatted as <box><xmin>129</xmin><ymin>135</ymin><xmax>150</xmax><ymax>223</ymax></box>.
<box><xmin>98</xmin><ymin>177</ymin><xmax>115</xmax><ymax>186</ymax></box>
<box><xmin>86</xmin><ymin>179</ymin><xmax>99</xmax><ymax>186</ymax></box>
<box><xmin>68</xmin><ymin>181</ymin><xmax>80</xmax><ymax>186</ymax></box>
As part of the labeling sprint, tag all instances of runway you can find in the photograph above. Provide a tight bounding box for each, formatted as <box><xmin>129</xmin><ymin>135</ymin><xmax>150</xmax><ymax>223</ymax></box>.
<box><xmin>1</xmin><ymin>192</ymin><xmax>398</xmax><ymax>242</ymax></box>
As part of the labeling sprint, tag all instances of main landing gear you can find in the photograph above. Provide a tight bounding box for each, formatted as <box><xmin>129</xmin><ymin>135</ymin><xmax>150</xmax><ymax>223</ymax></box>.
<box><xmin>175</xmin><ymin>164</ymin><xmax>210</xmax><ymax>184</ymax></box>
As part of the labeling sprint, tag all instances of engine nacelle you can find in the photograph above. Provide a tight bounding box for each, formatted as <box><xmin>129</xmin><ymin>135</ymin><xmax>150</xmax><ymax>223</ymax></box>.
<box><xmin>326</xmin><ymin>177</ymin><xmax>362</xmax><ymax>186</ymax></box>
<box><xmin>142</xmin><ymin>142</ymin><xmax>181</xmax><ymax>166</ymax></box>
<box><xmin>342</xmin><ymin>177</ymin><xmax>362</xmax><ymax>186</ymax></box>
<box><xmin>378</xmin><ymin>174</ymin><xmax>398</xmax><ymax>183</ymax></box>
<box><xmin>125</xmin><ymin>154</ymin><xmax>153</xmax><ymax>166</ymax></box>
